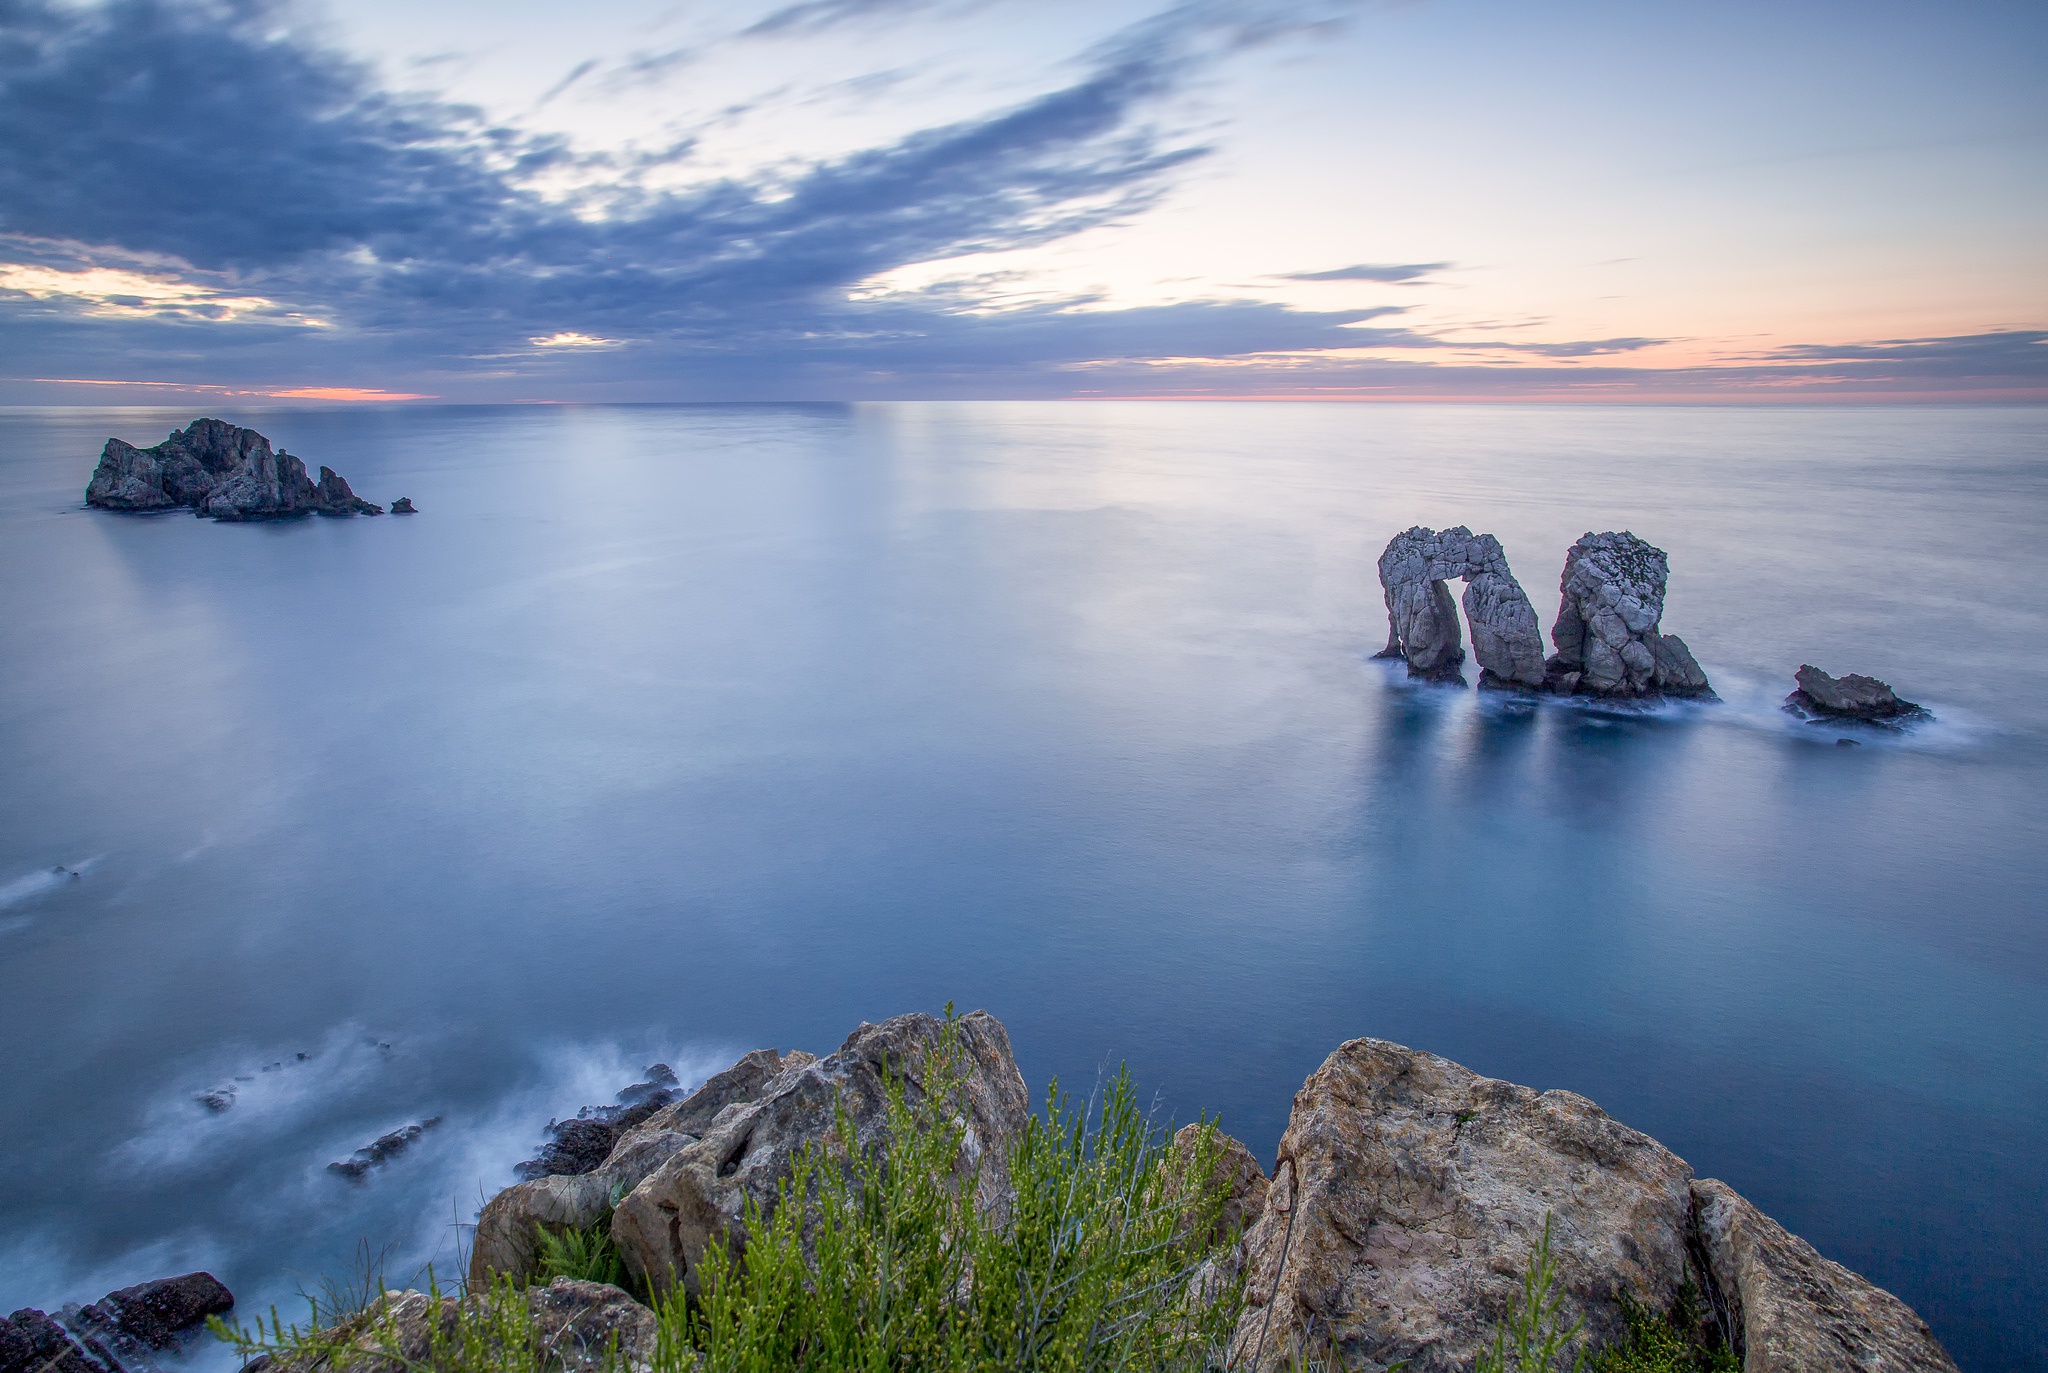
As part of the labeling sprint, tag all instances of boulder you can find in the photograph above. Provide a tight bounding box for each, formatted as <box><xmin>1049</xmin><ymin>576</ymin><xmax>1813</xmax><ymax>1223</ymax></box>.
<box><xmin>76</xmin><ymin>1272</ymin><xmax>233</xmax><ymax>1349</ymax></box>
<box><xmin>1375</xmin><ymin>527</ymin><xmax>1547</xmax><ymax>688</ymax></box>
<box><xmin>83</xmin><ymin>419</ymin><xmax>379</xmax><ymax>522</ymax></box>
<box><xmin>1784</xmin><ymin>666</ymin><xmax>1928</xmax><ymax>724</ymax></box>
<box><xmin>1231</xmin><ymin>1038</ymin><xmax>1701</xmax><ymax>1372</ymax></box>
<box><xmin>313</xmin><ymin>467</ymin><xmax>383</xmax><ymax>517</ymax></box>
<box><xmin>1546</xmin><ymin>532</ymin><xmax>1712</xmax><ymax>699</ymax></box>
<box><xmin>609</xmin><ymin>1010</ymin><xmax>1030</xmax><ymax>1299</ymax></box>
<box><xmin>1</xmin><ymin>1309</ymin><xmax>101</xmax><ymax>1373</ymax></box>
<box><xmin>470</xmin><ymin>1048</ymin><xmax>807</xmax><ymax>1287</ymax></box>
<box><xmin>390</xmin><ymin>497</ymin><xmax>417</xmax><ymax>514</ymax></box>
<box><xmin>1692</xmin><ymin>1179</ymin><xmax>1956</xmax><ymax>1373</ymax></box>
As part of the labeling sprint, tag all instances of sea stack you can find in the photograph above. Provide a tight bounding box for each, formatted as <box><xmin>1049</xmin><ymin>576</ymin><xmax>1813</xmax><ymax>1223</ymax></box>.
<box><xmin>84</xmin><ymin>419</ymin><xmax>382</xmax><ymax>519</ymax></box>
<box><xmin>1543</xmin><ymin>531</ymin><xmax>1712</xmax><ymax>699</ymax></box>
<box><xmin>1784</xmin><ymin>665</ymin><xmax>1929</xmax><ymax>724</ymax></box>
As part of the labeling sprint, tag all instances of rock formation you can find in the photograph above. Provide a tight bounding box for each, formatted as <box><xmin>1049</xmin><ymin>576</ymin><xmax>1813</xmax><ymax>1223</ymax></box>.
<box><xmin>609</xmin><ymin>1010</ymin><xmax>1029</xmax><ymax>1299</ymax></box>
<box><xmin>83</xmin><ymin>420</ymin><xmax>382</xmax><ymax>520</ymax></box>
<box><xmin>328</xmin><ymin>1118</ymin><xmax>442</xmax><ymax>1179</ymax></box>
<box><xmin>390</xmin><ymin>497</ymin><xmax>417</xmax><ymax>514</ymax></box>
<box><xmin>1784</xmin><ymin>665</ymin><xmax>1928</xmax><ymax>725</ymax></box>
<box><xmin>4</xmin><ymin>1272</ymin><xmax>232</xmax><ymax>1373</ymax></box>
<box><xmin>1230</xmin><ymin>1036</ymin><xmax>1956</xmax><ymax>1372</ymax></box>
<box><xmin>515</xmin><ymin>1066</ymin><xmax>681</xmax><ymax>1181</ymax></box>
<box><xmin>1375</xmin><ymin>527</ymin><xmax>1547</xmax><ymax>688</ymax></box>
<box><xmin>1545</xmin><ymin>531</ymin><xmax>1712</xmax><ymax>699</ymax></box>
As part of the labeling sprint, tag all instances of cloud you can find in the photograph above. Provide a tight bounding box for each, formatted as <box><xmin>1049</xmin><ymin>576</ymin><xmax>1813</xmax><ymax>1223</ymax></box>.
<box><xmin>1279</xmin><ymin>262</ymin><xmax>1451</xmax><ymax>283</ymax></box>
<box><xmin>740</xmin><ymin>0</ymin><xmax>946</xmax><ymax>40</ymax></box>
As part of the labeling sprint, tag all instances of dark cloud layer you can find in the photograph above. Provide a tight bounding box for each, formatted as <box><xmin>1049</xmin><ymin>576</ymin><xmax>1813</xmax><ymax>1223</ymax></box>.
<box><xmin>0</xmin><ymin>0</ymin><xmax>2037</xmax><ymax>401</ymax></box>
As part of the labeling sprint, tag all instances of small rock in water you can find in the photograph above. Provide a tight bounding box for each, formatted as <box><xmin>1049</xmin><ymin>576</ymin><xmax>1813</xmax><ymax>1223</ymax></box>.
<box><xmin>389</xmin><ymin>496</ymin><xmax>416</xmax><ymax>514</ymax></box>
<box><xmin>194</xmin><ymin>1086</ymin><xmax>235</xmax><ymax>1113</ymax></box>
<box><xmin>329</xmin><ymin>1118</ymin><xmax>442</xmax><ymax>1180</ymax></box>
<box><xmin>1785</xmin><ymin>664</ymin><xmax>1929</xmax><ymax>725</ymax></box>
<box><xmin>515</xmin><ymin>1064</ymin><xmax>683</xmax><ymax>1180</ymax></box>
<box><xmin>1837</xmin><ymin>737</ymin><xmax>1860</xmax><ymax>748</ymax></box>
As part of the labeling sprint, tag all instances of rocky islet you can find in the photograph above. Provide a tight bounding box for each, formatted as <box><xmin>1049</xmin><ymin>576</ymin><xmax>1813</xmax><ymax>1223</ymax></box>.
<box><xmin>83</xmin><ymin>419</ymin><xmax>407</xmax><ymax>520</ymax></box>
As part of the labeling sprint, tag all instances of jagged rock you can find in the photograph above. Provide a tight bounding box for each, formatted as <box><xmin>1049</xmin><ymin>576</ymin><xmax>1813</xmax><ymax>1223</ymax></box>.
<box><xmin>313</xmin><ymin>467</ymin><xmax>383</xmax><ymax>517</ymax></box>
<box><xmin>471</xmin><ymin>1049</ymin><xmax>806</xmax><ymax>1287</ymax></box>
<box><xmin>1375</xmin><ymin>527</ymin><xmax>1546</xmax><ymax>687</ymax></box>
<box><xmin>83</xmin><ymin>419</ymin><xmax>379</xmax><ymax>523</ymax></box>
<box><xmin>76</xmin><ymin>1272</ymin><xmax>233</xmax><ymax>1350</ymax></box>
<box><xmin>1784</xmin><ymin>665</ymin><xmax>1928</xmax><ymax>724</ymax></box>
<box><xmin>516</xmin><ymin>1066</ymin><xmax>683</xmax><ymax>1181</ymax></box>
<box><xmin>609</xmin><ymin>1010</ymin><xmax>1030</xmax><ymax>1299</ymax></box>
<box><xmin>1545</xmin><ymin>531</ymin><xmax>1713</xmax><ymax>699</ymax></box>
<box><xmin>329</xmin><ymin>1118</ymin><xmax>441</xmax><ymax>1180</ymax></box>
<box><xmin>2</xmin><ymin>1308</ymin><xmax>101</xmax><ymax>1373</ymax></box>
<box><xmin>1230</xmin><ymin>1038</ymin><xmax>1955</xmax><ymax>1372</ymax></box>
<box><xmin>1693</xmin><ymin>1179</ymin><xmax>1956</xmax><ymax>1372</ymax></box>
<box><xmin>1230</xmin><ymin>1037</ymin><xmax>1698</xmax><ymax>1371</ymax></box>
<box><xmin>389</xmin><ymin>497</ymin><xmax>417</xmax><ymax>514</ymax></box>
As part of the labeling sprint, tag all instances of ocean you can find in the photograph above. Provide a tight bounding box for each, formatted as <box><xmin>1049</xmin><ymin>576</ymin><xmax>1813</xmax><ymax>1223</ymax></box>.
<box><xmin>0</xmin><ymin>401</ymin><xmax>2042</xmax><ymax>1369</ymax></box>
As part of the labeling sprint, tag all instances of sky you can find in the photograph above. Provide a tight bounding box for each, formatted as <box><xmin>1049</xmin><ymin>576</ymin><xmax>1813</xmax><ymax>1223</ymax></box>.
<box><xmin>0</xmin><ymin>0</ymin><xmax>2043</xmax><ymax>403</ymax></box>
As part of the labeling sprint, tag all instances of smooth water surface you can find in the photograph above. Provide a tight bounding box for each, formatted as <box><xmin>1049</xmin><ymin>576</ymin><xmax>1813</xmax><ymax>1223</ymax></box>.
<box><xmin>0</xmin><ymin>403</ymin><xmax>2043</xmax><ymax>1369</ymax></box>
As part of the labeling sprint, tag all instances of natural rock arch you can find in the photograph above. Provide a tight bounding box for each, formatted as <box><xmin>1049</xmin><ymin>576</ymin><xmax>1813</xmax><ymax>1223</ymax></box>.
<box><xmin>1374</xmin><ymin>526</ymin><xmax>1547</xmax><ymax>688</ymax></box>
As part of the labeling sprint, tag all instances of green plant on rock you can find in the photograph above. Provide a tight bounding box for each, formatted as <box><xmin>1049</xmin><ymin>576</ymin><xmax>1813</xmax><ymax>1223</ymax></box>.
<box><xmin>1477</xmin><ymin>1215</ymin><xmax>1588</xmax><ymax>1373</ymax></box>
<box><xmin>535</xmin><ymin>1219</ymin><xmax>625</xmax><ymax>1289</ymax></box>
<box><xmin>1589</xmin><ymin>1288</ymin><xmax>1741</xmax><ymax>1373</ymax></box>
<box><xmin>677</xmin><ymin>1007</ymin><xmax>1246</xmax><ymax>1372</ymax></box>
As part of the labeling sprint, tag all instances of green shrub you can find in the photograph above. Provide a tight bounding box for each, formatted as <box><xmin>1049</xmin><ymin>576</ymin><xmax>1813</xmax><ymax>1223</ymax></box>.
<box><xmin>1476</xmin><ymin>1215</ymin><xmax>1588</xmax><ymax>1373</ymax></box>
<box><xmin>215</xmin><ymin>1009</ymin><xmax>1247</xmax><ymax>1373</ymax></box>
<box><xmin>535</xmin><ymin>1220</ymin><xmax>625</xmax><ymax>1289</ymax></box>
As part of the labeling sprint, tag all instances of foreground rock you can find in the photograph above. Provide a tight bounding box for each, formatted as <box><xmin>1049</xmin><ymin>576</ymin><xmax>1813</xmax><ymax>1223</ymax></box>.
<box><xmin>1230</xmin><ymin>1037</ymin><xmax>1955</xmax><ymax>1372</ymax></box>
<box><xmin>4</xmin><ymin>1272</ymin><xmax>232</xmax><ymax>1373</ymax></box>
<box><xmin>1375</xmin><ymin>527</ymin><xmax>1547</xmax><ymax>687</ymax></box>
<box><xmin>1545</xmin><ymin>531</ymin><xmax>1713</xmax><ymax>699</ymax></box>
<box><xmin>84</xmin><ymin>419</ymin><xmax>382</xmax><ymax>520</ymax></box>
<box><xmin>1784</xmin><ymin>665</ymin><xmax>1929</xmax><ymax>725</ymax></box>
<box><xmin>1694</xmin><ymin>1181</ymin><xmax>1953</xmax><ymax>1373</ymax></box>
<box><xmin>261</xmin><ymin>1279</ymin><xmax>654</xmax><ymax>1373</ymax></box>
<box><xmin>611</xmin><ymin>1010</ymin><xmax>1030</xmax><ymax>1298</ymax></box>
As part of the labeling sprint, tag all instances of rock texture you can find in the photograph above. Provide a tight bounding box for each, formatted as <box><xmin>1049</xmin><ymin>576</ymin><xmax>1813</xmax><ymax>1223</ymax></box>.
<box><xmin>1230</xmin><ymin>1038</ymin><xmax>1956</xmax><ymax>1373</ymax></box>
<box><xmin>1376</xmin><ymin>527</ymin><xmax>1547</xmax><ymax>688</ymax></box>
<box><xmin>1545</xmin><ymin>531</ymin><xmax>1712</xmax><ymax>699</ymax></box>
<box><xmin>471</xmin><ymin>1048</ymin><xmax>811</xmax><ymax>1287</ymax></box>
<box><xmin>609</xmin><ymin>1010</ymin><xmax>1030</xmax><ymax>1299</ymax></box>
<box><xmin>4</xmin><ymin>1272</ymin><xmax>232</xmax><ymax>1373</ymax></box>
<box><xmin>1231</xmin><ymin>1037</ymin><xmax>1697</xmax><ymax>1372</ymax></box>
<box><xmin>267</xmin><ymin>1280</ymin><xmax>656</xmax><ymax>1373</ymax></box>
<box><xmin>83</xmin><ymin>420</ymin><xmax>381</xmax><ymax>520</ymax></box>
<box><xmin>1693</xmin><ymin>1179</ymin><xmax>1956</xmax><ymax>1372</ymax></box>
<box><xmin>516</xmin><ymin>1066</ymin><xmax>682</xmax><ymax>1181</ymax></box>
<box><xmin>1784</xmin><ymin>666</ymin><xmax>1928</xmax><ymax>725</ymax></box>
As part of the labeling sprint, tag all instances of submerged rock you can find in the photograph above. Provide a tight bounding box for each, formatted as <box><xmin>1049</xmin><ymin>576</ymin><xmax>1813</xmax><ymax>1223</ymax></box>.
<box><xmin>1784</xmin><ymin>665</ymin><xmax>1928</xmax><ymax>724</ymax></box>
<box><xmin>1545</xmin><ymin>531</ymin><xmax>1713</xmax><ymax>699</ymax></box>
<box><xmin>329</xmin><ymin>1118</ymin><xmax>441</xmax><ymax>1180</ymax></box>
<box><xmin>1375</xmin><ymin>526</ymin><xmax>1547</xmax><ymax>687</ymax></box>
<box><xmin>83</xmin><ymin>420</ymin><xmax>379</xmax><ymax>522</ymax></box>
<box><xmin>4</xmin><ymin>1273</ymin><xmax>232</xmax><ymax>1373</ymax></box>
<box><xmin>515</xmin><ymin>1064</ymin><xmax>682</xmax><ymax>1181</ymax></box>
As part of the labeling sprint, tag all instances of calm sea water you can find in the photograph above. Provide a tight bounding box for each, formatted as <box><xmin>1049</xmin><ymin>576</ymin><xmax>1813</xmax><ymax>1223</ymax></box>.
<box><xmin>0</xmin><ymin>403</ymin><xmax>2043</xmax><ymax>1370</ymax></box>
